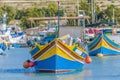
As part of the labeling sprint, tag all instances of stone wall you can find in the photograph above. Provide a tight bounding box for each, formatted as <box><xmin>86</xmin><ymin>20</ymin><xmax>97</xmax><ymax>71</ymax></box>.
<box><xmin>25</xmin><ymin>26</ymin><xmax>84</xmax><ymax>38</ymax></box>
<box><xmin>59</xmin><ymin>27</ymin><xmax>84</xmax><ymax>38</ymax></box>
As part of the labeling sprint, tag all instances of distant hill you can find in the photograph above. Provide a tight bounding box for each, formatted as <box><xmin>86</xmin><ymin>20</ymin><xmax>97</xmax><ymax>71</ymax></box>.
<box><xmin>0</xmin><ymin>0</ymin><xmax>77</xmax><ymax>14</ymax></box>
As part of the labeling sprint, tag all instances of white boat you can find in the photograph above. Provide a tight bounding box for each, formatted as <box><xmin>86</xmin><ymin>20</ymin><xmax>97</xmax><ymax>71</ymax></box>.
<box><xmin>0</xmin><ymin>14</ymin><xmax>27</xmax><ymax>48</ymax></box>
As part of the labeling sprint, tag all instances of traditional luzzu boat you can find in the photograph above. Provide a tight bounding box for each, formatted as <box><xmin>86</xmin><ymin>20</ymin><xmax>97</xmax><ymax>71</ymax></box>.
<box><xmin>88</xmin><ymin>33</ymin><xmax>120</xmax><ymax>57</ymax></box>
<box><xmin>24</xmin><ymin>36</ymin><xmax>92</xmax><ymax>73</ymax></box>
<box><xmin>23</xmin><ymin>1</ymin><xmax>92</xmax><ymax>73</ymax></box>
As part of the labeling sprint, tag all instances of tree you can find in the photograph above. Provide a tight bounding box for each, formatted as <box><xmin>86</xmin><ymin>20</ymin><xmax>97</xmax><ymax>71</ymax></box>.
<box><xmin>1</xmin><ymin>5</ymin><xmax>16</xmax><ymax>24</ymax></box>
<box><xmin>103</xmin><ymin>5</ymin><xmax>120</xmax><ymax>24</ymax></box>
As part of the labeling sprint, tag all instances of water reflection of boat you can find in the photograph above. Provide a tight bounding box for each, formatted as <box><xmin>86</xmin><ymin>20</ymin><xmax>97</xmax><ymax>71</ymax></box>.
<box><xmin>24</xmin><ymin>69</ymin><xmax>92</xmax><ymax>80</ymax></box>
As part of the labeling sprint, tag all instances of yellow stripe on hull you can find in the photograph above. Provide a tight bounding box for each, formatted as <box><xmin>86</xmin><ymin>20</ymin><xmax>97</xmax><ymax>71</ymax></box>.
<box><xmin>95</xmin><ymin>38</ymin><xmax>110</xmax><ymax>50</ymax></box>
<box><xmin>91</xmin><ymin>37</ymin><xmax>120</xmax><ymax>51</ymax></box>
<box><xmin>31</xmin><ymin>40</ymin><xmax>87</xmax><ymax>62</ymax></box>
<box><xmin>30</xmin><ymin>43</ymin><xmax>48</xmax><ymax>58</ymax></box>
<box><xmin>37</xmin><ymin>45</ymin><xmax>75</xmax><ymax>61</ymax></box>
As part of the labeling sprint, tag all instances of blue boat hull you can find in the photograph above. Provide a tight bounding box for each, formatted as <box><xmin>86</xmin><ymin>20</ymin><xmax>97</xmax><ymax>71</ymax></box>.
<box><xmin>34</xmin><ymin>55</ymin><xmax>84</xmax><ymax>72</ymax></box>
<box><xmin>0</xmin><ymin>43</ymin><xmax>7</xmax><ymax>54</ymax></box>
<box><xmin>89</xmin><ymin>47</ymin><xmax>120</xmax><ymax>56</ymax></box>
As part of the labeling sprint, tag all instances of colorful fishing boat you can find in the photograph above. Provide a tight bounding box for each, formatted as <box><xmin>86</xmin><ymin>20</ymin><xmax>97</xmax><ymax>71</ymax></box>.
<box><xmin>88</xmin><ymin>33</ymin><xmax>120</xmax><ymax>56</ymax></box>
<box><xmin>24</xmin><ymin>38</ymin><xmax>91</xmax><ymax>73</ymax></box>
<box><xmin>23</xmin><ymin>2</ymin><xmax>92</xmax><ymax>73</ymax></box>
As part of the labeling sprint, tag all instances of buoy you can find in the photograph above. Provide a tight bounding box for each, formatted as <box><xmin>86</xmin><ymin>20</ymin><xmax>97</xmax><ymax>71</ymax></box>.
<box><xmin>97</xmin><ymin>53</ymin><xmax>103</xmax><ymax>58</ymax></box>
<box><xmin>29</xmin><ymin>61</ymin><xmax>34</xmax><ymax>67</ymax></box>
<box><xmin>23</xmin><ymin>61</ymin><xmax>29</xmax><ymax>68</ymax></box>
<box><xmin>85</xmin><ymin>56</ymin><xmax>92</xmax><ymax>64</ymax></box>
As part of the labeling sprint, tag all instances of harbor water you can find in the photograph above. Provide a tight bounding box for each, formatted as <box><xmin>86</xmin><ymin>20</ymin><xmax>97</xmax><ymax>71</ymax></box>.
<box><xmin>0</xmin><ymin>48</ymin><xmax>120</xmax><ymax>80</ymax></box>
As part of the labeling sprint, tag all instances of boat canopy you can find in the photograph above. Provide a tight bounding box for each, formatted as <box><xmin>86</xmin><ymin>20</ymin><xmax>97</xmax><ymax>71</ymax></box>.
<box><xmin>86</xmin><ymin>21</ymin><xmax>116</xmax><ymax>27</ymax></box>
